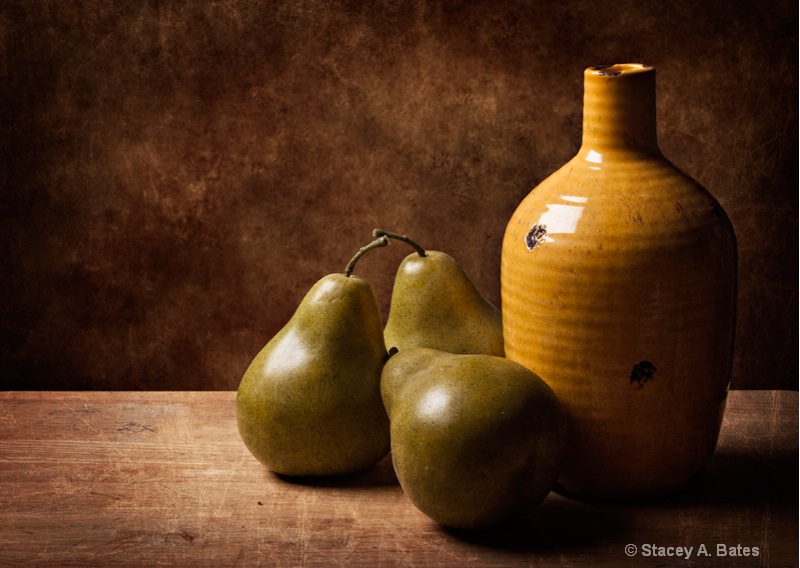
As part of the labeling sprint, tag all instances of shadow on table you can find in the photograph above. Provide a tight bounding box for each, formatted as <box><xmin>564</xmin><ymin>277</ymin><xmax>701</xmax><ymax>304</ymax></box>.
<box><xmin>634</xmin><ymin>444</ymin><xmax>798</xmax><ymax>510</ymax></box>
<box><xmin>272</xmin><ymin>454</ymin><xmax>399</xmax><ymax>489</ymax></box>
<box><xmin>444</xmin><ymin>494</ymin><xmax>632</xmax><ymax>552</ymax></box>
<box><xmin>445</xmin><ymin>442</ymin><xmax>798</xmax><ymax>551</ymax></box>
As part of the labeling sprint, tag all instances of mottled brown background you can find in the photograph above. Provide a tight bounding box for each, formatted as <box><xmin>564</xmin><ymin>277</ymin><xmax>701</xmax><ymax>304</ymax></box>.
<box><xmin>1</xmin><ymin>1</ymin><xmax>797</xmax><ymax>391</ymax></box>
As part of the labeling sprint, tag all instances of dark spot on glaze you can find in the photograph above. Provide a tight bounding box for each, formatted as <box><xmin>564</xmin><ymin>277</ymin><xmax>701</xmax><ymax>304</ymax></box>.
<box><xmin>630</xmin><ymin>361</ymin><xmax>656</xmax><ymax>389</ymax></box>
<box><xmin>525</xmin><ymin>224</ymin><xmax>548</xmax><ymax>250</ymax></box>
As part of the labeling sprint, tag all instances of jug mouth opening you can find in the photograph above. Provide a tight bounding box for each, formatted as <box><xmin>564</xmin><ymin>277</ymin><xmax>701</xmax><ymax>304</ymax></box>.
<box><xmin>589</xmin><ymin>63</ymin><xmax>653</xmax><ymax>77</ymax></box>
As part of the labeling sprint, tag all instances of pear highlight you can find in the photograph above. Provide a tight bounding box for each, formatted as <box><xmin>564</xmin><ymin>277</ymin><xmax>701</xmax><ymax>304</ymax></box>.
<box><xmin>381</xmin><ymin>348</ymin><xmax>568</xmax><ymax>530</ymax></box>
<box><xmin>236</xmin><ymin>236</ymin><xmax>391</xmax><ymax>477</ymax></box>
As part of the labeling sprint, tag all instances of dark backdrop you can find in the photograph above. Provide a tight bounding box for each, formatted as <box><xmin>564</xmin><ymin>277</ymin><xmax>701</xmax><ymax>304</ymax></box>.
<box><xmin>2</xmin><ymin>0</ymin><xmax>797</xmax><ymax>390</ymax></box>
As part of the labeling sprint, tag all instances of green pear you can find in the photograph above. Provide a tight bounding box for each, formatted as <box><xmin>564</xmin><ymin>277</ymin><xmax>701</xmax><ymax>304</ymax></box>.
<box><xmin>377</xmin><ymin>230</ymin><xmax>504</xmax><ymax>357</ymax></box>
<box><xmin>381</xmin><ymin>348</ymin><xmax>568</xmax><ymax>530</ymax></box>
<box><xmin>236</xmin><ymin>237</ymin><xmax>391</xmax><ymax>477</ymax></box>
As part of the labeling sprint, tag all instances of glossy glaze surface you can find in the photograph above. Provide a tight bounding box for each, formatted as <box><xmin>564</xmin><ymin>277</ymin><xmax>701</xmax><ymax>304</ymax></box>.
<box><xmin>501</xmin><ymin>64</ymin><xmax>738</xmax><ymax>499</ymax></box>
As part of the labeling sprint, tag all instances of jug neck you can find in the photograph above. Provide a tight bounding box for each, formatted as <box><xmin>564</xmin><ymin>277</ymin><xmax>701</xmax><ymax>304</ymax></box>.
<box><xmin>580</xmin><ymin>64</ymin><xmax>660</xmax><ymax>158</ymax></box>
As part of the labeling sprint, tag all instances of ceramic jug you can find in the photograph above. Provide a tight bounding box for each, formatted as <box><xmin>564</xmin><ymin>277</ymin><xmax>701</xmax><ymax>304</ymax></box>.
<box><xmin>501</xmin><ymin>64</ymin><xmax>737</xmax><ymax>499</ymax></box>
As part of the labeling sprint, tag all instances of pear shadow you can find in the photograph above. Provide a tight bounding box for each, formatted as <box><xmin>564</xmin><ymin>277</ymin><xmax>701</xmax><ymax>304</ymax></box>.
<box><xmin>441</xmin><ymin>492</ymin><xmax>631</xmax><ymax>552</ymax></box>
<box><xmin>271</xmin><ymin>454</ymin><xmax>399</xmax><ymax>489</ymax></box>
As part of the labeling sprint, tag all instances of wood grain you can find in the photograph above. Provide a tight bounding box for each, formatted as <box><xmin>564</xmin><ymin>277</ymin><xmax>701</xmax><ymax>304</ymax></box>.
<box><xmin>0</xmin><ymin>390</ymin><xmax>796</xmax><ymax>567</ymax></box>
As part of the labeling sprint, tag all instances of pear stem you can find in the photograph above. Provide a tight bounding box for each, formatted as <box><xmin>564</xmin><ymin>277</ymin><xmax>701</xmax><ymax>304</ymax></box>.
<box><xmin>344</xmin><ymin>235</ymin><xmax>390</xmax><ymax>277</ymax></box>
<box><xmin>372</xmin><ymin>229</ymin><xmax>427</xmax><ymax>257</ymax></box>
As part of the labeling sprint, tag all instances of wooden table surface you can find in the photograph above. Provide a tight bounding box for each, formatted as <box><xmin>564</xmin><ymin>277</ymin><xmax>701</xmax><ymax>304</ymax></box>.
<box><xmin>1</xmin><ymin>390</ymin><xmax>796</xmax><ymax>567</ymax></box>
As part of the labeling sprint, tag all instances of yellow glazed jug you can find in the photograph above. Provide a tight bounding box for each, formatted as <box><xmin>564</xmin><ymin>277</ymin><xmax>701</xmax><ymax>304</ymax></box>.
<box><xmin>501</xmin><ymin>64</ymin><xmax>737</xmax><ymax>499</ymax></box>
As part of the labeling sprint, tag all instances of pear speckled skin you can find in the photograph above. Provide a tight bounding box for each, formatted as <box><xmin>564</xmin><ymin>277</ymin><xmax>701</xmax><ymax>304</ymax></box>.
<box><xmin>236</xmin><ymin>273</ymin><xmax>390</xmax><ymax>477</ymax></box>
<box><xmin>381</xmin><ymin>348</ymin><xmax>568</xmax><ymax>530</ymax></box>
<box><xmin>383</xmin><ymin>251</ymin><xmax>504</xmax><ymax>357</ymax></box>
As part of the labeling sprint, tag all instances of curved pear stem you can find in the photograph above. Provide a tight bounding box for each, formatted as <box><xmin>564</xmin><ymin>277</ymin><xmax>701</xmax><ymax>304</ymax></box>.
<box><xmin>372</xmin><ymin>229</ymin><xmax>427</xmax><ymax>257</ymax></box>
<box><xmin>344</xmin><ymin>235</ymin><xmax>390</xmax><ymax>277</ymax></box>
